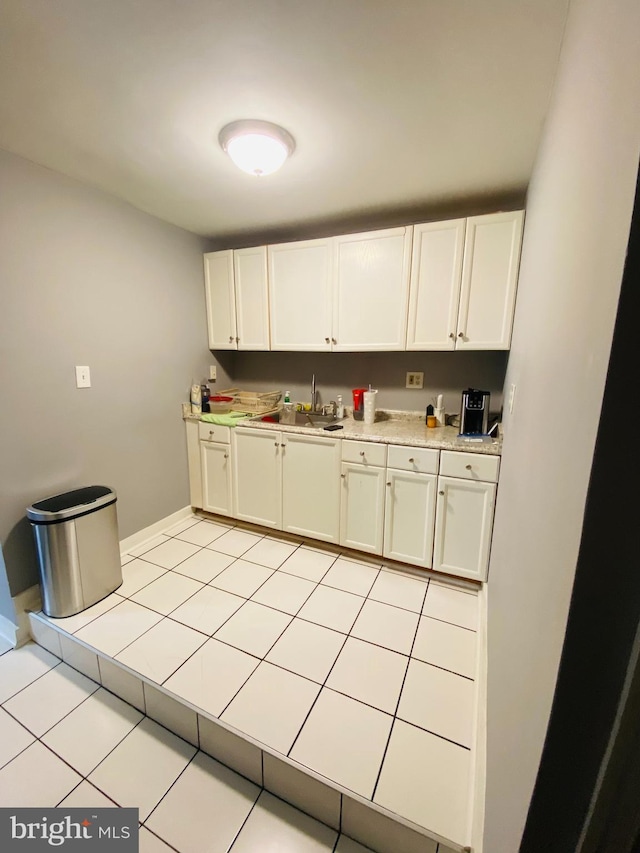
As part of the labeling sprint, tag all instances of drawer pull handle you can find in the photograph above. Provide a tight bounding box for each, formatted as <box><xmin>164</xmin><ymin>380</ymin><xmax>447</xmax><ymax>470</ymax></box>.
<box><xmin>408</xmin><ymin>457</ymin><xmax>415</xmax><ymax>463</ymax></box>
<box><xmin>465</xmin><ymin>464</ymin><xmax>472</xmax><ymax>470</ymax></box>
<box><xmin>224</xmin><ymin>452</ymin><xmax>229</xmax><ymax>459</ymax></box>
<box><xmin>439</xmin><ymin>490</ymin><xmax>445</xmax><ymax>496</ymax></box>
<box><xmin>341</xmin><ymin>473</ymin><xmax>346</xmax><ymax>479</ymax></box>
<box><xmin>386</xmin><ymin>481</ymin><xmax>391</xmax><ymax>486</ymax></box>
<box><xmin>359</xmin><ymin>451</ymin><xmax>365</xmax><ymax>456</ymax></box>
<box><xmin>209</xmin><ymin>430</ymin><xmax>214</xmax><ymax>436</ymax></box>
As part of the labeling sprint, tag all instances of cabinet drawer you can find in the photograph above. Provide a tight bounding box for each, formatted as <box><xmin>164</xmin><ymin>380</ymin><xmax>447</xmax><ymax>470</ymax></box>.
<box><xmin>198</xmin><ymin>423</ymin><xmax>231</xmax><ymax>444</ymax></box>
<box><xmin>387</xmin><ymin>445</ymin><xmax>439</xmax><ymax>474</ymax></box>
<box><xmin>439</xmin><ymin>450</ymin><xmax>500</xmax><ymax>482</ymax></box>
<box><xmin>341</xmin><ymin>440</ymin><xmax>387</xmax><ymax>468</ymax></box>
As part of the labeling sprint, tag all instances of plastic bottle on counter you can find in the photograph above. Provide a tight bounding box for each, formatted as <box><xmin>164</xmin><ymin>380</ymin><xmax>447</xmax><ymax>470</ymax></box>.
<box><xmin>336</xmin><ymin>395</ymin><xmax>344</xmax><ymax>419</ymax></box>
<box><xmin>190</xmin><ymin>380</ymin><xmax>202</xmax><ymax>415</ymax></box>
<box><xmin>201</xmin><ymin>380</ymin><xmax>211</xmax><ymax>413</ymax></box>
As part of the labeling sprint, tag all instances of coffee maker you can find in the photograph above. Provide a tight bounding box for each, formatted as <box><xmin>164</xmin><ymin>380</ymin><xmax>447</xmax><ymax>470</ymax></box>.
<box><xmin>459</xmin><ymin>389</ymin><xmax>490</xmax><ymax>435</ymax></box>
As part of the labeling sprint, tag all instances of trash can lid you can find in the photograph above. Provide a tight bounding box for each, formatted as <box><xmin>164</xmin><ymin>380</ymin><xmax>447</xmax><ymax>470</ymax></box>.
<box><xmin>27</xmin><ymin>486</ymin><xmax>116</xmax><ymax>523</ymax></box>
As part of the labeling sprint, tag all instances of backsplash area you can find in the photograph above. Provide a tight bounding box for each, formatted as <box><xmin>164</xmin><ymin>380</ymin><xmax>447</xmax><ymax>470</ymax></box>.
<box><xmin>218</xmin><ymin>350</ymin><xmax>508</xmax><ymax>417</ymax></box>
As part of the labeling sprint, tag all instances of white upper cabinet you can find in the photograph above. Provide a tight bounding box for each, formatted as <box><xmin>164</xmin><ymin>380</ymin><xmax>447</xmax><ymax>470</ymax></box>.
<box><xmin>456</xmin><ymin>210</ymin><xmax>525</xmax><ymax>350</ymax></box>
<box><xmin>234</xmin><ymin>246</ymin><xmax>270</xmax><ymax>351</ymax></box>
<box><xmin>268</xmin><ymin>238</ymin><xmax>333</xmax><ymax>351</ymax></box>
<box><xmin>332</xmin><ymin>227</ymin><xmax>413</xmax><ymax>351</ymax></box>
<box><xmin>204</xmin><ymin>250</ymin><xmax>237</xmax><ymax>349</ymax></box>
<box><xmin>406</xmin><ymin>219</ymin><xmax>466</xmax><ymax>350</ymax></box>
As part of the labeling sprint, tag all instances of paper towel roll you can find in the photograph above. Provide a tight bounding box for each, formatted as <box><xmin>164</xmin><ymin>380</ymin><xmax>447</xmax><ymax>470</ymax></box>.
<box><xmin>363</xmin><ymin>390</ymin><xmax>378</xmax><ymax>424</ymax></box>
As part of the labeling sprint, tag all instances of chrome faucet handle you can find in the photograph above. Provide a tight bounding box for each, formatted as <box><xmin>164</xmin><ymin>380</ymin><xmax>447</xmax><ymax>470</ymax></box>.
<box><xmin>322</xmin><ymin>401</ymin><xmax>337</xmax><ymax>416</ymax></box>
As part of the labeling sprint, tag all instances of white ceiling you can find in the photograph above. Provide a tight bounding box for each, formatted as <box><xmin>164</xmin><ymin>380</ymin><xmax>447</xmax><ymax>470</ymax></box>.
<box><xmin>0</xmin><ymin>0</ymin><xmax>569</xmax><ymax>241</ymax></box>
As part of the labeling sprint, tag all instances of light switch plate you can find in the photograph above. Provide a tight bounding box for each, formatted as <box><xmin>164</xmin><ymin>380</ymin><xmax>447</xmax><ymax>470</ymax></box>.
<box><xmin>75</xmin><ymin>366</ymin><xmax>91</xmax><ymax>388</ymax></box>
<box><xmin>405</xmin><ymin>371</ymin><xmax>424</xmax><ymax>389</ymax></box>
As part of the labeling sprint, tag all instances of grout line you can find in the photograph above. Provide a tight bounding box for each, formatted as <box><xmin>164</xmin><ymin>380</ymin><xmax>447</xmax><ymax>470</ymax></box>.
<box><xmin>139</xmin><ymin>824</ymin><xmax>181</xmax><ymax>853</ymax></box>
<box><xmin>0</xmin><ymin>657</ymin><xmax>64</xmax><ymax>706</ymax></box>
<box><xmin>225</xmin><ymin>789</ymin><xmax>263</xmax><ymax>852</ymax></box>
<box><xmin>394</xmin><ymin>715</ymin><xmax>473</xmax><ymax>752</ymax></box>
<box><xmin>143</xmin><ymin>749</ymin><xmax>199</xmax><ymax>824</ymax></box>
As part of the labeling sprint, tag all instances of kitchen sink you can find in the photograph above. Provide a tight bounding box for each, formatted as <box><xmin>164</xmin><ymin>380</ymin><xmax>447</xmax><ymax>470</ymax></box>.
<box><xmin>257</xmin><ymin>411</ymin><xmax>343</xmax><ymax>428</ymax></box>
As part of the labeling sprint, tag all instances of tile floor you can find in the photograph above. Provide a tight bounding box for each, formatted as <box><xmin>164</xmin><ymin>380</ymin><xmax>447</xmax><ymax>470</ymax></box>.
<box><xmin>27</xmin><ymin>513</ymin><xmax>480</xmax><ymax>849</ymax></box>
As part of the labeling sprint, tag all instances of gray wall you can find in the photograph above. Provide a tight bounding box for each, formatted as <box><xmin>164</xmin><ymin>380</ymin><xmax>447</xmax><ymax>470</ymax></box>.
<box><xmin>228</xmin><ymin>350</ymin><xmax>507</xmax><ymax>419</ymax></box>
<box><xmin>483</xmin><ymin>1</ymin><xmax>640</xmax><ymax>851</ymax></box>
<box><xmin>0</xmin><ymin>149</ymin><xmax>231</xmax><ymax>599</ymax></box>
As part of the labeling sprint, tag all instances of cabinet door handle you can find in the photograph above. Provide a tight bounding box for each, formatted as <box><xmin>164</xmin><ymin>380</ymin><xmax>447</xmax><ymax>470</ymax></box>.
<box><xmin>458</xmin><ymin>332</ymin><xmax>465</xmax><ymax>338</ymax></box>
<box><xmin>274</xmin><ymin>441</ymin><xmax>279</xmax><ymax>447</ymax></box>
<box><xmin>449</xmin><ymin>332</ymin><xmax>455</xmax><ymax>339</ymax></box>
<box><xmin>386</xmin><ymin>481</ymin><xmax>391</xmax><ymax>486</ymax></box>
<box><xmin>341</xmin><ymin>473</ymin><xmax>346</xmax><ymax>479</ymax></box>
<box><xmin>224</xmin><ymin>452</ymin><xmax>229</xmax><ymax>459</ymax></box>
<box><xmin>325</xmin><ymin>337</ymin><xmax>330</xmax><ymax>343</ymax></box>
<box><xmin>465</xmin><ymin>464</ymin><xmax>472</xmax><ymax>470</ymax></box>
<box><xmin>332</xmin><ymin>337</ymin><xmax>337</xmax><ymax>345</ymax></box>
<box><xmin>439</xmin><ymin>490</ymin><xmax>445</xmax><ymax>496</ymax></box>
<box><xmin>229</xmin><ymin>335</ymin><xmax>234</xmax><ymax>343</ymax></box>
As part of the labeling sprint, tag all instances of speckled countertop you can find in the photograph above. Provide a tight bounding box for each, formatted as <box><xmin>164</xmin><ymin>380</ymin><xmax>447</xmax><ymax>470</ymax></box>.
<box><xmin>234</xmin><ymin>409</ymin><xmax>502</xmax><ymax>456</ymax></box>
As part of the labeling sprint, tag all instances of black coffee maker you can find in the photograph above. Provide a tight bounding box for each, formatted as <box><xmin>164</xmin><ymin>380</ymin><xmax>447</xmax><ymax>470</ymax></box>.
<box><xmin>459</xmin><ymin>389</ymin><xmax>490</xmax><ymax>435</ymax></box>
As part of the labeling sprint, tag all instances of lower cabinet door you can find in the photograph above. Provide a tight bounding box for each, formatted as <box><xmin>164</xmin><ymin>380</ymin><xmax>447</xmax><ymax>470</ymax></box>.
<box><xmin>281</xmin><ymin>434</ymin><xmax>341</xmax><ymax>543</ymax></box>
<box><xmin>433</xmin><ymin>475</ymin><xmax>497</xmax><ymax>581</ymax></box>
<box><xmin>232</xmin><ymin>428</ymin><xmax>282</xmax><ymax>529</ymax></box>
<box><xmin>340</xmin><ymin>462</ymin><xmax>386</xmax><ymax>555</ymax></box>
<box><xmin>383</xmin><ymin>469</ymin><xmax>437</xmax><ymax>568</ymax></box>
<box><xmin>200</xmin><ymin>442</ymin><xmax>232</xmax><ymax>516</ymax></box>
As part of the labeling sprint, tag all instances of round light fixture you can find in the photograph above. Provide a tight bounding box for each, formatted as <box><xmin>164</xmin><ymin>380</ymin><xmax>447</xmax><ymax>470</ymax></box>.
<box><xmin>218</xmin><ymin>120</ymin><xmax>295</xmax><ymax>176</ymax></box>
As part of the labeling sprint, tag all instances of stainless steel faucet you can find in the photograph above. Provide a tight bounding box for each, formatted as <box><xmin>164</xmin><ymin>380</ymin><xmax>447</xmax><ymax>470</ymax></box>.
<box><xmin>311</xmin><ymin>373</ymin><xmax>316</xmax><ymax>412</ymax></box>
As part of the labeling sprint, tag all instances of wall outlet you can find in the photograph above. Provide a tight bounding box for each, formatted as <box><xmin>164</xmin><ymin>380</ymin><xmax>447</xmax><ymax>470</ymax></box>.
<box><xmin>209</xmin><ymin>365</ymin><xmax>217</xmax><ymax>381</ymax></box>
<box><xmin>75</xmin><ymin>365</ymin><xmax>91</xmax><ymax>388</ymax></box>
<box><xmin>405</xmin><ymin>371</ymin><xmax>424</xmax><ymax>389</ymax></box>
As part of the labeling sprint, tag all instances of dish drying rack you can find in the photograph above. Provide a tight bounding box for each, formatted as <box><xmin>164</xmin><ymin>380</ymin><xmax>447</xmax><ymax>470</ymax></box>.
<box><xmin>218</xmin><ymin>389</ymin><xmax>282</xmax><ymax>414</ymax></box>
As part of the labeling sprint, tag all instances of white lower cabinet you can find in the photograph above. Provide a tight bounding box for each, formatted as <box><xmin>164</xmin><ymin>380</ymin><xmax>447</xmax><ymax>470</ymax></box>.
<box><xmin>383</xmin><ymin>469</ymin><xmax>437</xmax><ymax>569</ymax></box>
<box><xmin>432</xmin><ymin>476</ymin><xmax>497</xmax><ymax>581</ymax></box>
<box><xmin>281</xmin><ymin>434</ymin><xmax>341</xmax><ymax>543</ymax></box>
<box><xmin>201</xmin><ymin>442</ymin><xmax>232</xmax><ymax>516</ymax></box>
<box><xmin>232</xmin><ymin>428</ymin><xmax>282</xmax><ymax>529</ymax></box>
<box><xmin>340</xmin><ymin>442</ymin><xmax>387</xmax><ymax>555</ymax></box>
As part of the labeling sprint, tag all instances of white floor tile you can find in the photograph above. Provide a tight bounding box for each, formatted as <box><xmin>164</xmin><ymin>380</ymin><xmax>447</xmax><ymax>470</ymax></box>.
<box><xmin>350</xmin><ymin>599</ymin><xmax>419</xmax><ymax>655</ymax></box>
<box><xmin>0</xmin><ymin>742</ymin><xmax>82</xmax><ymax>807</ymax></box>
<box><xmin>170</xmin><ymin>585</ymin><xmax>245</xmax><ymax>636</ymax></box>
<box><xmin>320</xmin><ymin>557</ymin><xmax>380</xmax><ymax>597</ymax></box>
<box><xmin>163</xmin><ymin>639</ymin><xmax>258</xmax><ymax>717</ymax></box>
<box><xmin>242</xmin><ymin>537</ymin><xmax>298</xmax><ymax>569</ymax></box>
<box><xmin>49</xmin><ymin>592</ymin><xmax>124</xmax><ymax>634</ymax></box>
<box><xmin>222</xmin><ymin>662</ymin><xmax>320</xmax><ymax>754</ymax></box>
<box><xmin>422</xmin><ymin>582</ymin><xmax>478</xmax><ymax>631</ymax></box>
<box><xmin>4</xmin><ymin>661</ymin><xmax>99</xmax><ymax>736</ymax></box>
<box><xmin>117</xmin><ymin>559</ymin><xmax>167</xmax><ymax>598</ymax></box>
<box><xmin>139</xmin><ymin>538</ymin><xmax>202</xmax><ymax>570</ymax></box>
<box><xmin>128</xmin><ymin>534</ymin><xmax>171</xmax><ymax>557</ymax></box>
<box><xmin>121</xmin><ymin>552</ymin><xmax>136</xmax><ymax>566</ymax></box>
<box><xmin>266</xmin><ymin>619</ymin><xmax>346</xmax><ymax>683</ymax></box>
<box><xmin>175</xmin><ymin>519</ymin><xmax>229</xmax><ymax>546</ymax></box>
<box><xmin>208</xmin><ymin>528</ymin><xmax>263</xmax><ymax>557</ymax></box>
<box><xmin>263</xmin><ymin>753</ymin><xmax>341</xmax><ymax>831</ymax></box>
<box><xmin>198</xmin><ymin>716</ymin><xmax>263</xmax><ymax>786</ymax></box>
<box><xmin>143</xmin><ymin>683</ymin><xmax>199</xmax><ymax>746</ymax></box>
<box><xmin>210</xmin><ymin>559</ymin><xmax>274</xmax><ymax>598</ymax></box>
<box><xmin>290</xmin><ymin>689</ymin><xmax>392</xmax><ymax>798</ymax></box>
<box><xmin>374</xmin><ymin>720</ymin><xmax>471</xmax><ymax>844</ymax></box>
<box><xmin>0</xmin><ymin>707</ymin><xmax>35</xmax><ymax>769</ymax></box>
<box><xmin>214</xmin><ymin>601</ymin><xmax>292</xmax><ymax>657</ymax></box>
<box><xmin>250</xmin><ymin>571</ymin><xmax>316</xmax><ymax>615</ymax></box>
<box><xmin>89</xmin><ymin>717</ymin><xmax>197</xmax><ymax>819</ymax></box>
<box><xmin>59</xmin><ymin>780</ymin><xmax>118</xmax><ymax>808</ymax></box>
<box><xmin>172</xmin><ymin>548</ymin><xmax>235</xmax><ymax>583</ymax></box>
<box><xmin>368</xmin><ymin>570</ymin><xmax>428</xmax><ymax>613</ymax></box>
<box><xmin>146</xmin><ymin>751</ymin><xmax>259</xmax><ymax>853</ymax></box>
<box><xmin>231</xmin><ymin>790</ymin><xmax>337</xmax><ymax>852</ymax></box>
<box><xmin>334</xmin><ymin>836</ymin><xmax>376</xmax><ymax>853</ymax></box>
<box><xmin>42</xmin><ymin>687</ymin><xmax>143</xmax><ymax>775</ymax></box>
<box><xmin>29</xmin><ymin>614</ymin><xmax>62</xmax><ymax>657</ymax></box>
<box><xmin>412</xmin><ymin>616</ymin><xmax>477</xmax><ymax>678</ymax></box>
<box><xmin>327</xmin><ymin>638</ymin><xmax>408</xmax><ymax>714</ymax></box>
<box><xmin>99</xmin><ymin>657</ymin><xmax>145</xmax><ymax>711</ymax></box>
<box><xmin>116</xmin><ymin>619</ymin><xmax>206</xmax><ymax>685</ymax></box>
<box><xmin>139</xmin><ymin>827</ymin><xmax>176</xmax><ymax>853</ymax></box>
<box><xmin>278</xmin><ymin>546</ymin><xmax>337</xmax><ymax>582</ymax></box>
<box><xmin>341</xmin><ymin>796</ymin><xmax>436</xmax><ymax>853</ymax></box>
<box><xmin>131</xmin><ymin>572</ymin><xmax>204</xmax><ymax>615</ymax></box>
<box><xmin>297</xmin><ymin>585</ymin><xmax>364</xmax><ymax>634</ymax></box>
<box><xmin>397</xmin><ymin>659</ymin><xmax>475</xmax><ymax>747</ymax></box>
<box><xmin>59</xmin><ymin>634</ymin><xmax>101</xmax><ymax>681</ymax></box>
<box><xmin>75</xmin><ymin>600</ymin><xmax>163</xmax><ymax>656</ymax></box>
<box><xmin>0</xmin><ymin>642</ymin><xmax>60</xmax><ymax>703</ymax></box>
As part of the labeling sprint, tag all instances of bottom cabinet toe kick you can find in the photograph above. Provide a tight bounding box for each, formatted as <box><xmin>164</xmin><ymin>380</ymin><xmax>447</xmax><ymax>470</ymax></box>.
<box><xmin>185</xmin><ymin>419</ymin><xmax>501</xmax><ymax>583</ymax></box>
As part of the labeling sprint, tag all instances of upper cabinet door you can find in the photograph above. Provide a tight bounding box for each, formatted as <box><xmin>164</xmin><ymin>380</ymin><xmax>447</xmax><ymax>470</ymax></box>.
<box><xmin>268</xmin><ymin>239</ymin><xmax>333</xmax><ymax>351</ymax></box>
<box><xmin>332</xmin><ymin>227</ymin><xmax>413</xmax><ymax>351</ymax></box>
<box><xmin>406</xmin><ymin>219</ymin><xmax>466</xmax><ymax>351</ymax></box>
<box><xmin>234</xmin><ymin>246</ymin><xmax>270</xmax><ymax>351</ymax></box>
<box><xmin>204</xmin><ymin>250</ymin><xmax>237</xmax><ymax>349</ymax></box>
<box><xmin>456</xmin><ymin>210</ymin><xmax>525</xmax><ymax>350</ymax></box>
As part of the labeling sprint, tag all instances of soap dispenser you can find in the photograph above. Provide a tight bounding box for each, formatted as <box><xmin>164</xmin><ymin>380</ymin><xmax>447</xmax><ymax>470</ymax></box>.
<box><xmin>336</xmin><ymin>395</ymin><xmax>344</xmax><ymax>419</ymax></box>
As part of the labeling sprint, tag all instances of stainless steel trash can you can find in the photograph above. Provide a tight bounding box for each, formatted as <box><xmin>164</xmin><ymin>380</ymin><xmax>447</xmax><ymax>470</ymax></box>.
<box><xmin>27</xmin><ymin>486</ymin><xmax>123</xmax><ymax>618</ymax></box>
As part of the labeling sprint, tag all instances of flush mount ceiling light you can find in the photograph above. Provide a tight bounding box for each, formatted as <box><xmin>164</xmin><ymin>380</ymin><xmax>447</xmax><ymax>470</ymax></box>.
<box><xmin>218</xmin><ymin>119</ymin><xmax>295</xmax><ymax>176</ymax></box>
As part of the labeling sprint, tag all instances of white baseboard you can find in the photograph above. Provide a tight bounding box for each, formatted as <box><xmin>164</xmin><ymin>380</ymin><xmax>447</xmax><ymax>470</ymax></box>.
<box><xmin>12</xmin><ymin>584</ymin><xmax>42</xmax><ymax>648</ymax></box>
<box><xmin>119</xmin><ymin>505</ymin><xmax>194</xmax><ymax>555</ymax></box>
